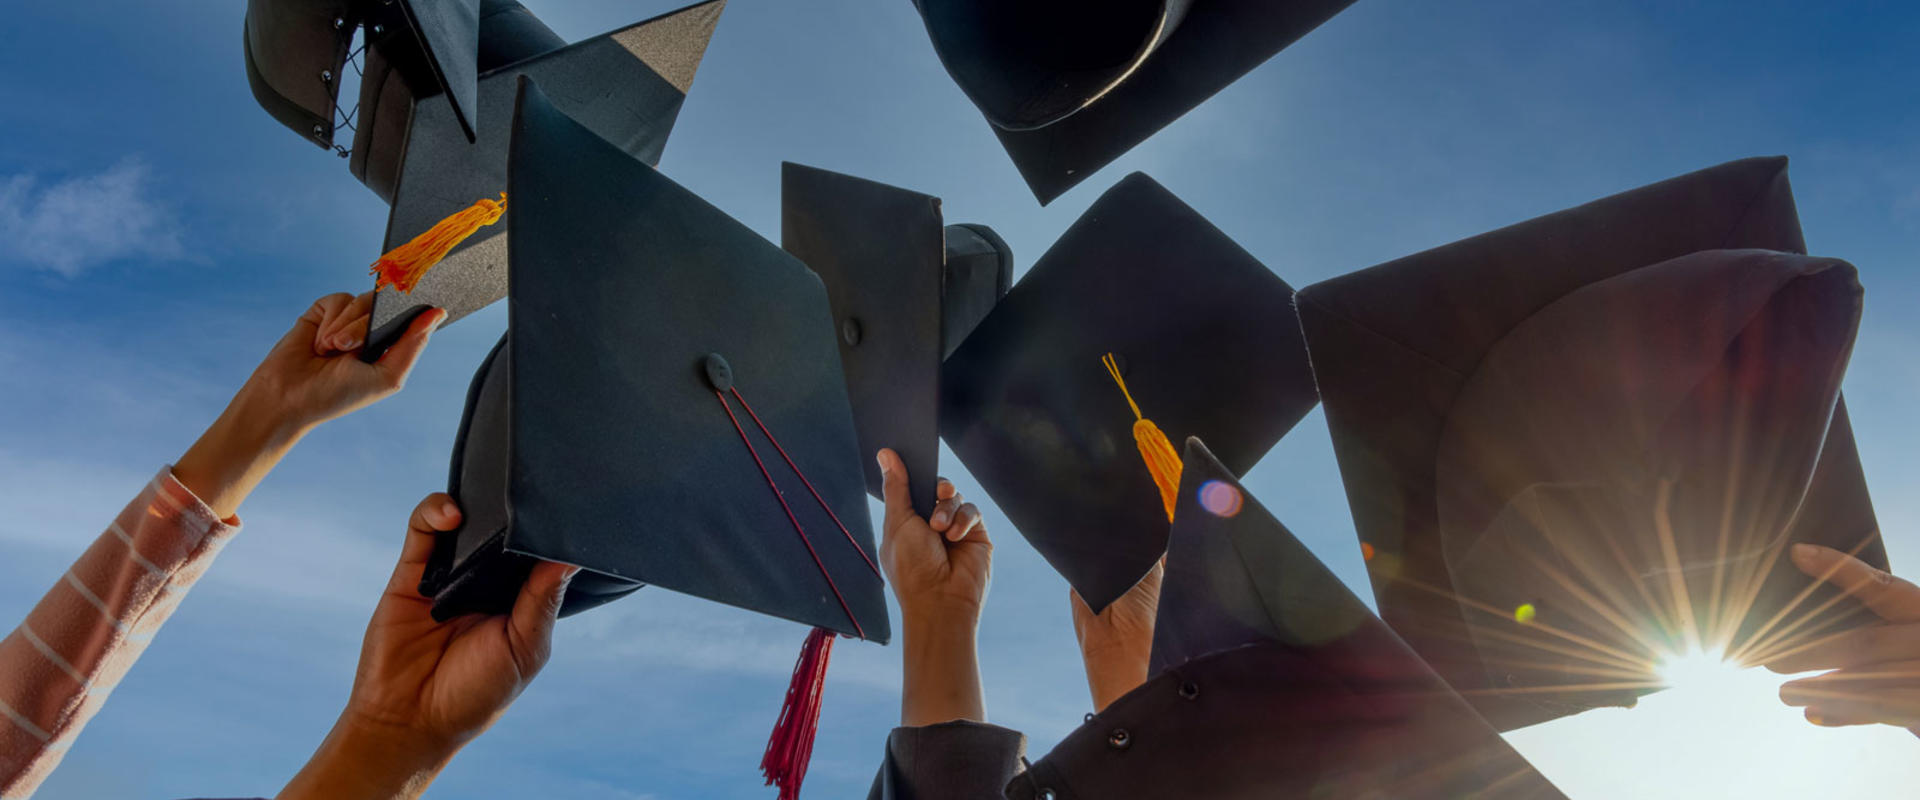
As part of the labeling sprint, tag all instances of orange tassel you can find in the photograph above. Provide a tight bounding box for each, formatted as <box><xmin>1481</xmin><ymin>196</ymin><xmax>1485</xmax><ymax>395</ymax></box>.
<box><xmin>370</xmin><ymin>193</ymin><xmax>507</xmax><ymax>294</ymax></box>
<box><xmin>1103</xmin><ymin>353</ymin><xmax>1182</xmax><ymax>521</ymax></box>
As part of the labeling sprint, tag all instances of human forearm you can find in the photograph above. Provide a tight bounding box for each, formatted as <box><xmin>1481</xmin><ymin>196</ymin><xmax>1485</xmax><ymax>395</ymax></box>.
<box><xmin>172</xmin><ymin>380</ymin><xmax>308</xmax><ymax>521</ymax></box>
<box><xmin>900</xmin><ymin>609</ymin><xmax>985</xmax><ymax>727</ymax></box>
<box><xmin>0</xmin><ymin>471</ymin><xmax>240</xmax><ymax>797</ymax></box>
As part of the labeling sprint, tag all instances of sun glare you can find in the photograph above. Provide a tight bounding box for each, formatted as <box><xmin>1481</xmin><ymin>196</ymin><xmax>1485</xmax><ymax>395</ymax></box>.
<box><xmin>1655</xmin><ymin>648</ymin><xmax>1741</xmax><ymax>693</ymax></box>
<box><xmin>1507</xmin><ymin>647</ymin><xmax>1920</xmax><ymax>797</ymax></box>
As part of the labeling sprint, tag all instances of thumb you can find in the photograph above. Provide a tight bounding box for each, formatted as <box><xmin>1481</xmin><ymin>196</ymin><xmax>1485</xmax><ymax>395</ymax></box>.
<box><xmin>877</xmin><ymin>449</ymin><xmax>916</xmax><ymax>538</ymax></box>
<box><xmin>373</xmin><ymin>307</ymin><xmax>446</xmax><ymax>389</ymax></box>
<box><xmin>506</xmin><ymin>561</ymin><xmax>576</xmax><ymax>678</ymax></box>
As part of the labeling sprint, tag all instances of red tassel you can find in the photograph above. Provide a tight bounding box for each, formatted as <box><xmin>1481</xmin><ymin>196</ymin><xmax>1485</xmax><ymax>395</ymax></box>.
<box><xmin>762</xmin><ymin>627</ymin><xmax>835</xmax><ymax>800</ymax></box>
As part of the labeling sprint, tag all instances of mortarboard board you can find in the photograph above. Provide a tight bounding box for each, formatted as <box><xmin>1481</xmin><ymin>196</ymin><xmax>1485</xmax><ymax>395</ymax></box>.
<box><xmin>419</xmin><ymin>77</ymin><xmax>887</xmax><ymax>650</ymax></box>
<box><xmin>939</xmin><ymin>173</ymin><xmax>1318</xmax><ymax>612</ymax></box>
<box><xmin>359</xmin><ymin>0</ymin><xmax>726</xmax><ymax>358</ymax></box>
<box><xmin>909</xmin><ymin>0</ymin><xmax>1355</xmax><ymax>204</ymax></box>
<box><xmin>348</xmin><ymin>0</ymin><xmax>570</xmax><ymax>202</ymax></box>
<box><xmin>1296</xmin><ymin>157</ymin><xmax>1888</xmax><ymax>731</ymax></box>
<box><xmin>1005</xmin><ymin>438</ymin><xmax>1565</xmax><ymax>800</ymax></box>
<box><xmin>780</xmin><ymin>163</ymin><xmax>1014</xmax><ymax>516</ymax></box>
<box><xmin>386</xmin><ymin>0</ymin><xmax>483</xmax><ymax>144</ymax></box>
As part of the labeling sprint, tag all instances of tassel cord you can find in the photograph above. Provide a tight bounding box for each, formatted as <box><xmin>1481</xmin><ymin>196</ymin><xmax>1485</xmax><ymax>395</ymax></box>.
<box><xmin>714</xmin><ymin>390</ymin><xmax>865</xmax><ymax>640</ymax></box>
<box><xmin>1103</xmin><ymin>353</ymin><xmax>1183</xmax><ymax>521</ymax></box>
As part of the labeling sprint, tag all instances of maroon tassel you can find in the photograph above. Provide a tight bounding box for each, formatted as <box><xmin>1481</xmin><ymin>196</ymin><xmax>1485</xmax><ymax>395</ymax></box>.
<box><xmin>762</xmin><ymin>627</ymin><xmax>836</xmax><ymax>800</ymax></box>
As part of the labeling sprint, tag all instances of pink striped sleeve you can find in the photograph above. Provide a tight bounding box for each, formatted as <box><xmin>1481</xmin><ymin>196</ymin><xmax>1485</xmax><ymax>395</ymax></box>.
<box><xmin>0</xmin><ymin>467</ymin><xmax>241</xmax><ymax>798</ymax></box>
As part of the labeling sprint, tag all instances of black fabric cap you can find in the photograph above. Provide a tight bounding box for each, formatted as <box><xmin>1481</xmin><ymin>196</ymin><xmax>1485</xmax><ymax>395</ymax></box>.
<box><xmin>1150</xmin><ymin>436</ymin><xmax>1366</xmax><ymax>674</ymax></box>
<box><xmin>780</xmin><ymin>163</ymin><xmax>1013</xmax><ymax>516</ymax></box>
<box><xmin>1296</xmin><ymin>157</ymin><xmax>1887</xmax><ymax>731</ymax></box>
<box><xmin>362</xmin><ymin>0</ymin><xmax>725</xmax><ymax>359</ymax></box>
<box><xmin>940</xmin><ymin>173</ymin><xmax>1317</xmax><ymax>611</ymax></box>
<box><xmin>474</xmin><ymin>0</ymin><xmax>566</xmax><ymax>70</ymax></box>
<box><xmin>912</xmin><ymin>0</ymin><xmax>1354</xmax><ymax>204</ymax></box>
<box><xmin>393</xmin><ymin>0</ymin><xmax>483</xmax><ymax>144</ymax></box>
<box><xmin>351</xmin><ymin>1</ymin><xmax>565</xmax><ymax>202</ymax></box>
<box><xmin>242</xmin><ymin>0</ymin><xmax>355</xmax><ymax>149</ymax></box>
<box><xmin>941</xmin><ymin>223</ymin><xmax>1015</xmax><ymax>359</ymax></box>
<box><xmin>423</xmin><ymin>78</ymin><xmax>887</xmax><ymax>642</ymax></box>
<box><xmin>1004</xmin><ymin>437</ymin><xmax>1565</xmax><ymax>800</ymax></box>
<box><xmin>422</xmin><ymin>334</ymin><xmax>647</xmax><ymax>619</ymax></box>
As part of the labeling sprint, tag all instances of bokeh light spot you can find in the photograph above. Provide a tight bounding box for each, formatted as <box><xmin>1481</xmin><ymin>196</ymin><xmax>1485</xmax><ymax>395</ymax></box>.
<box><xmin>1198</xmin><ymin>479</ymin><xmax>1243</xmax><ymax>518</ymax></box>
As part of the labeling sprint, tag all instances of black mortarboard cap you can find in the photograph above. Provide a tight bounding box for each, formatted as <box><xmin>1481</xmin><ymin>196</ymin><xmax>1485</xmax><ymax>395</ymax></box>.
<box><xmin>1296</xmin><ymin>157</ymin><xmax>1887</xmax><ymax>731</ymax></box>
<box><xmin>419</xmin><ymin>78</ymin><xmax>887</xmax><ymax>644</ymax></box>
<box><xmin>361</xmin><ymin>0</ymin><xmax>725</xmax><ymax>358</ymax></box>
<box><xmin>349</xmin><ymin>1</ymin><xmax>569</xmax><ymax>202</ymax></box>
<box><xmin>243</xmin><ymin>0</ymin><xmax>495</xmax><ymax>150</ymax></box>
<box><xmin>243</xmin><ymin>0</ymin><xmax>357</xmax><ymax>149</ymax></box>
<box><xmin>1004</xmin><ymin>438</ymin><xmax>1565</xmax><ymax>800</ymax></box>
<box><xmin>781</xmin><ymin>163</ymin><xmax>1014</xmax><ymax>516</ymax></box>
<box><xmin>388</xmin><ymin>0</ymin><xmax>483</xmax><ymax>143</ymax></box>
<box><xmin>940</xmin><ymin>173</ymin><xmax>1318</xmax><ymax>611</ymax></box>
<box><xmin>911</xmin><ymin>0</ymin><xmax>1354</xmax><ymax>204</ymax></box>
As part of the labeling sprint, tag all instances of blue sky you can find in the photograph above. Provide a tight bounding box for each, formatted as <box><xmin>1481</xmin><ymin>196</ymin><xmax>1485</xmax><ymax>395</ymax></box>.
<box><xmin>2</xmin><ymin>0</ymin><xmax>1919</xmax><ymax>797</ymax></box>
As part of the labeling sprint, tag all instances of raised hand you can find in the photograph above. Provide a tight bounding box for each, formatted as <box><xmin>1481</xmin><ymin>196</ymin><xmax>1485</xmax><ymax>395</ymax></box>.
<box><xmin>877</xmin><ymin>448</ymin><xmax>993</xmax><ymax>727</ymax></box>
<box><xmin>1765</xmin><ymin>544</ymin><xmax>1920</xmax><ymax>735</ymax></box>
<box><xmin>278</xmin><ymin>494</ymin><xmax>576</xmax><ymax>800</ymax></box>
<box><xmin>174</xmin><ymin>292</ymin><xmax>444</xmax><ymax>519</ymax></box>
<box><xmin>878</xmin><ymin>449</ymin><xmax>992</xmax><ymax>620</ymax></box>
<box><xmin>247</xmin><ymin>292</ymin><xmax>444</xmax><ymax>431</ymax></box>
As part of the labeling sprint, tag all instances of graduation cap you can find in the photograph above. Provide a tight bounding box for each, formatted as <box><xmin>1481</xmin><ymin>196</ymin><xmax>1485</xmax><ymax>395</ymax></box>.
<box><xmin>356</xmin><ymin>0</ymin><xmax>725</xmax><ymax>358</ymax></box>
<box><xmin>243</xmin><ymin>0</ymin><xmax>500</xmax><ymax>150</ymax></box>
<box><xmin>940</xmin><ymin>173</ymin><xmax>1318</xmax><ymax>612</ymax></box>
<box><xmin>1004</xmin><ymin>438</ymin><xmax>1565</xmax><ymax>800</ymax></box>
<box><xmin>910</xmin><ymin>0</ymin><xmax>1355</xmax><ymax>204</ymax></box>
<box><xmin>347</xmin><ymin>0</ymin><xmax>569</xmax><ymax>201</ymax></box>
<box><xmin>780</xmin><ymin>163</ymin><xmax>1014</xmax><ymax>516</ymax></box>
<box><xmin>424</xmin><ymin>77</ymin><xmax>883</xmax><ymax>799</ymax></box>
<box><xmin>1296</xmin><ymin>156</ymin><xmax>1888</xmax><ymax>731</ymax></box>
<box><xmin>422</xmin><ymin>74</ymin><xmax>886</xmax><ymax>639</ymax></box>
<box><xmin>242</xmin><ymin>0</ymin><xmax>359</xmax><ymax>149</ymax></box>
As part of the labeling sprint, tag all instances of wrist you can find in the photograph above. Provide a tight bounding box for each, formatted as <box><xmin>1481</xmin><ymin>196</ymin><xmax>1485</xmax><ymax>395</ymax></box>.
<box><xmin>900</xmin><ymin>596</ymin><xmax>983</xmax><ymax>630</ymax></box>
<box><xmin>229</xmin><ymin>377</ymin><xmax>316</xmax><ymax>447</ymax></box>
<box><xmin>173</xmin><ymin>382</ymin><xmax>311</xmax><ymax>520</ymax></box>
<box><xmin>279</xmin><ymin>715</ymin><xmax>458</xmax><ymax>800</ymax></box>
<box><xmin>900</xmin><ymin>613</ymin><xmax>985</xmax><ymax>727</ymax></box>
<box><xmin>1076</xmin><ymin>633</ymin><xmax>1150</xmax><ymax>663</ymax></box>
<box><xmin>1079</xmin><ymin>641</ymin><xmax>1150</xmax><ymax>713</ymax></box>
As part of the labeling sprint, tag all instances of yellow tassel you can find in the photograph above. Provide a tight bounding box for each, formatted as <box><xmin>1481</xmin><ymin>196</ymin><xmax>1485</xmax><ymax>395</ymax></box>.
<box><xmin>1103</xmin><ymin>352</ymin><xmax>1182</xmax><ymax>521</ymax></box>
<box><xmin>370</xmin><ymin>193</ymin><xmax>508</xmax><ymax>294</ymax></box>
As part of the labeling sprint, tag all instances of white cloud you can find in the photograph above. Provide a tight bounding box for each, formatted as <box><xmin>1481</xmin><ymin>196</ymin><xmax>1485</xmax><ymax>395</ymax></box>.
<box><xmin>0</xmin><ymin>159</ymin><xmax>184</xmax><ymax>276</ymax></box>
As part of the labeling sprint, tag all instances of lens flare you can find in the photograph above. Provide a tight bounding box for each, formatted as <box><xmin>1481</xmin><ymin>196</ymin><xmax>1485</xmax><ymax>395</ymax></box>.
<box><xmin>1197</xmin><ymin>479</ymin><xmax>1243</xmax><ymax>518</ymax></box>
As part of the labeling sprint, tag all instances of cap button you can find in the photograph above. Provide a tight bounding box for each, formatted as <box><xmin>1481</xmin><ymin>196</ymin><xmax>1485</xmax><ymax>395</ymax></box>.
<box><xmin>1107</xmin><ymin>728</ymin><xmax>1131</xmax><ymax>750</ymax></box>
<box><xmin>841</xmin><ymin>317</ymin><xmax>863</xmax><ymax>347</ymax></box>
<box><xmin>701</xmin><ymin>353</ymin><xmax>734</xmax><ymax>392</ymax></box>
<box><xmin>1178</xmin><ymin>681</ymin><xmax>1199</xmax><ymax>700</ymax></box>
